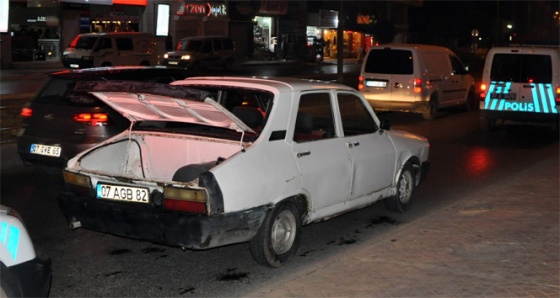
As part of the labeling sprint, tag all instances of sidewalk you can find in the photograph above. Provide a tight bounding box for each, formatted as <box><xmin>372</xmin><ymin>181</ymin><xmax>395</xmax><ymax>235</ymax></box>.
<box><xmin>246</xmin><ymin>154</ymin><xmax>560</xmax><ymax>297</ymax></box>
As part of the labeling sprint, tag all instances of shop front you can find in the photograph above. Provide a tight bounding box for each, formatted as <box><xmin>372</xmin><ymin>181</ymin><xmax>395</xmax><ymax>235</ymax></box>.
<box><xmin>7</xmin><ymin>3</ymin><xmax>60</xmax><ymax>62</ymax></box>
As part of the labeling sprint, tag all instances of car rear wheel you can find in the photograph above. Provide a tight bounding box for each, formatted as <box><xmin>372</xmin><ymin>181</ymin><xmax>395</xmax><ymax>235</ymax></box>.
<box><xmin>384</xmin><ymin>163</ymin><xmax>415</xmax><ymax>213</ymax></box>
<box><xmin>250</xmin><ymin>201</ymin><xmax>301</xmax><ymax>267</ymax></box>
<box><xmin>464</xmin><ymin>89</ymin><xmax>478</xmax><ymax>111</ymax></box>
<box><xmin>422</xmin><ymin>97</ymin><xmax>438</xmax><ymax>120</ymax></box>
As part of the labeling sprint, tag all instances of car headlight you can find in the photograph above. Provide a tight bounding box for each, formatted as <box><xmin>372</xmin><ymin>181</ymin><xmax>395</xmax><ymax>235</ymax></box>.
<box><xmin>163</xmin><ymin>53</ymin><xmax>169</xmax><ymax>59</ymax></box>
<box><xmin>180</xmin><ymin>55</ymin><xmax>191</xmax><ymax>60</ymax></box>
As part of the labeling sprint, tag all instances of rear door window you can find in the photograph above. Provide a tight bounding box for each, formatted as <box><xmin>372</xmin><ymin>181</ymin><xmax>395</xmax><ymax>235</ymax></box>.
<box><xmin>490</xmin><ymin>54</ymin><xmax>552</xmax><ymax>83</ymax></box>
<box><xmin>364</xmin><ymin>49</ymin><xmax>413</xmax><ymax>74</ymax></box>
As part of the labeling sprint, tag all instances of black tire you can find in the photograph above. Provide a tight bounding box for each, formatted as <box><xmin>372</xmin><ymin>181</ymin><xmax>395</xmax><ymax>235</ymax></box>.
<box><xmin>464</xmin><ymin>89</ymin><xmax>478</xmax><ymax>111</ymax></box>
<box><xmin>250</xmin><ymin>201</ymin><xmax>302</xmax><ymax>268</ymax></box>
<box><xmin>422</xmin><ymin>97</ymin><xmax>438</xmax><ymax>120</ymax></box>
<box><xmin>384</xmin><ymin>163</ymin><xmax>415</xmax><ymax>213</ymax></box>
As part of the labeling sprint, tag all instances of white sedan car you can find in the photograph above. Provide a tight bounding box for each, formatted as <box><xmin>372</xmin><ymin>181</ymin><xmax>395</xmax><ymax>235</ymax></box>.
<box><xmin>59</xmin><ymin>77</ymin><xmax>430</xmax><ymax>267</ymax></box>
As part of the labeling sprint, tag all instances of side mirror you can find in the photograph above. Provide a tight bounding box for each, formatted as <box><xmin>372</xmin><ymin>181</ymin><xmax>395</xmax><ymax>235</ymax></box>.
<box><xmin>380</xmin><ymin>119</ymin><xmax>391</xmax><ymax>131</ymax></box>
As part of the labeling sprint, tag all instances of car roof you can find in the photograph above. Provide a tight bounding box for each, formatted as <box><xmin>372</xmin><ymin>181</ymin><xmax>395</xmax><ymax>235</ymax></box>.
<box><xmin>48</xmin><ymin>66</ymin><xmax>190</xmax><ymax>80</ymax></box>
<box><xmin>369</xmin><ymin>43</ymin><xmax>453</xmax><ymax>53</ymax></box>
<box><xmin>172</xmin><ymin>76</ymin><xmax>357</xmax><ymax>94</ymax></box>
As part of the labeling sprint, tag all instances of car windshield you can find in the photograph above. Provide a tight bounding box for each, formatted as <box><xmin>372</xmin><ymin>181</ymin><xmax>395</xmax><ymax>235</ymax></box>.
<box><xmin>70</xmin><ymin>36</ymin><xmax>98</xmax><ymax>50</ymax></box>
<box><xmin>134</xmin><ymin>120</ymin><xmax>257</xmax><ymax>142</ymax></box>
<box><xmin>180</xmin><ymin>40</ymin><xmax>202</xmax><ymax>51</ymax></box>
<box><xmin>490</xmin><ymin>54</ymin><xmax>552</xmax><ymax>83</ymax></box>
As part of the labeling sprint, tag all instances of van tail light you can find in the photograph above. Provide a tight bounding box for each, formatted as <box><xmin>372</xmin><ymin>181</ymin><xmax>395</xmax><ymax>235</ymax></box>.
<box><xmin>413</xmin><ymin>78</ymin><xmax>422</xmax><ymax>93</ymax></box>
<box><xmin>163</xmin><ymin>186</ymin><xmax>207</xmax><ymax>214</ymax></box>
<box><xmin>73</xmin><ymin>113</ymin><xmax>109</xmax><ymax>126</ymax></box>
<box><xmin>480</xmin><ymin>83</ymin><xmax>488</xmax><ymax>100</ymax></box>
<box><xmin>556</xmin><ymin>86</ymin><xmax>560</xmax><ymax>104</ymax></box>
<box><xmin>358</xmin><ymin>75</ymin><xmax>364</xmax><ymax>91</ymax></box>
<box><xmin>21</xmin><ymin>107</ymin><xmax>32</xmax><ymax>118</ymax></box>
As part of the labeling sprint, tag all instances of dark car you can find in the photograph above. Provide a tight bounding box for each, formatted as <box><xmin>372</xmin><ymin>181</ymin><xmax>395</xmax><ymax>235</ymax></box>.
<box><xmin>17</xmin><ymin>66</ymin><xmax>192</xmax><ymax>169</ymax></box>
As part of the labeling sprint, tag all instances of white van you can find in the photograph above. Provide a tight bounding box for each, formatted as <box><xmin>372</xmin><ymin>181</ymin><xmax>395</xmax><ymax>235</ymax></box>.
<box><xmin>479</xmin><ymin>46</ymin><xmax>559</xmax><ymax>130</ymax></box>
<box><xmin>62</xmin><ymin>32</ymin><xmax>158</xmax><ymax>69</ymax></box>
<box><xmin>359</xmin><ymin>44</ymin><xmax>476</xmax><ymax>120</ymax></box>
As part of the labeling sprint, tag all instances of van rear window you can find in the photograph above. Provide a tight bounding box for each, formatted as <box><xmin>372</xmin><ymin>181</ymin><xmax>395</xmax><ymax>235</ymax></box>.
<box><xmin>490</xmin><ymin>54</ymin><xmax>552</xmax><ymax>83</ymax></box>
<box><xmin>364</xmin><ymin>49</ymin><xmax>413</xmax><ymax>74</ymax></box>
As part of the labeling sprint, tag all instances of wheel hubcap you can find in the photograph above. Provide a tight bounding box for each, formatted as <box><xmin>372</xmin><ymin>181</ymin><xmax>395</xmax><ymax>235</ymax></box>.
<box><xmin>398</xmin><ymin>171</ymin><xmax>413</xmax><ymax>204</ymax></box>
<box><xmin>271</xmin><ymin>210</ymin><xmax>296</xmax><ymax>254</ymax></box>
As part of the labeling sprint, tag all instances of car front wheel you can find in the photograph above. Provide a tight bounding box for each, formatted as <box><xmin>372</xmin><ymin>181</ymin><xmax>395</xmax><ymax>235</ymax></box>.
<box><xmin>384</xmin><ymin>163</ymin><xmax>415</xmax><ymax>213</ymax></box>
<box><xmin>250</xmin><ymin>202</ymin><xmax>301</xmax><ymax>267</ymax></box>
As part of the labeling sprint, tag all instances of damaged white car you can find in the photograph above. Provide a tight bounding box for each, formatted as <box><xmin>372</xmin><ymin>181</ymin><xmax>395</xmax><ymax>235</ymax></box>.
<box><xmin>59</xmin><ymin>77</ymin><xmax>430</xmax><ymax>267</ymax></box>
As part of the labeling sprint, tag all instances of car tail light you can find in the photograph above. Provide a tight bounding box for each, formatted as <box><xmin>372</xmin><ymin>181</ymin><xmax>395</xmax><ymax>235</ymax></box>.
<box><xmin>63</xmin><ymin>170</ymin><xmax>92</xmax><ymax>196</ymax></box>
<box><xmin>413</xmin><ymin>78</ymin><xmax>422</xmax><ymax>93</ymax></box>
<box><xmin>73</xmin><ymin>113</ymin><xmax>109</xmax><ymax>126</ymax></box>
<box><xmin>480</xmin><ymin>83</ymin><xmax>488</xmax><ymax>100</ymax></box>
<box><xmin>163</xmin><ymin>186</ymin><xmax>207</xmax><ymax>214</ymax></box>
<box><xmin>358</xmin><ymin>75</ymin><xmax>364</xmax><ymax>91</ymax></box>
<box><xmin>556</xmin><ymin>86</ymin><xmax>560</xmax><ymax>103</ymax></box>
<box><xmin>20</xmin><ymin>107</ymin><xmax>32</xmax><ymax>118</ymax></box>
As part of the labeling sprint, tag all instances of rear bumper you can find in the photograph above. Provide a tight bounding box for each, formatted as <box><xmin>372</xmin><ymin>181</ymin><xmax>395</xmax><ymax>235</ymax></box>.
<box><xmin>366</xmin><ymin>99</ymin><xmax>428</xmax><ymax>114</ymax></box>
<box><xmin>481</xmin><ymin>109</ymin><xmax>559</xmax><ymax>124</ymax></box>
<box><xmin>58</xmin><ymin>192</ymin><xmax>270</xmax><ymax>249</ymax></box>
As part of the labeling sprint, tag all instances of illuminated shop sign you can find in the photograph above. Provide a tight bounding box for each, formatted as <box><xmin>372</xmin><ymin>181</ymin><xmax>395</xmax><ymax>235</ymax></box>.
<box><xmin>175</xmin><ymin>1</ymin><xmax>227</xmax><ymax>17</ymax></box>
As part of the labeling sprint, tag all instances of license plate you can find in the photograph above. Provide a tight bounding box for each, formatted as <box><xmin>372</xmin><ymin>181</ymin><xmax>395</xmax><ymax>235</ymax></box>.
<box><xmin>96</xmin><ymin>183</ymin><xmax>150</xmax><ymax>204</ymax></box>
<box><xmin>490</xmin><ymin>92</ymin><xmax>516</xmax><ymax>100</ymax></box>
<box><xmin>70</xmin><ymin>64</ymin><xmax>80</xmax><ymax>68</ymax></box>
<box><xmin>30</xmin><ymin>144</ymin><xmax>61</xmax><ymax>157</ymax></box>
<box><xmin>168</xmin><ymin>61</ymin><xmax>178</xmax><ymax>65</ymax></box>
<box><xmin>366</xmin><ymin>80</ymin><xmax>387</xmax><ymax>88</ymax></box>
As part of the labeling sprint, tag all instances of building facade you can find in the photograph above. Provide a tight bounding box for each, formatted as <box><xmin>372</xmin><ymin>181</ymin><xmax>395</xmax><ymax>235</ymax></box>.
<box><xmin>1</xmin><ymin>0</ymin><xmax>420</xmax><ymax>68</ymax></box>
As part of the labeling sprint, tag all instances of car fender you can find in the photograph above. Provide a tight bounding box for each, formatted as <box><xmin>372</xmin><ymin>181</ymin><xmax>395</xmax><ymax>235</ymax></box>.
<box><xmin>0</xmin><ymin>209</ymin><xmax>36</xmax><ymax>268</ymax></box>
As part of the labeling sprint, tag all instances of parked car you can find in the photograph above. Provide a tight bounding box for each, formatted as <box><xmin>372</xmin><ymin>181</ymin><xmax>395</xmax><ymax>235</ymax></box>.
<box><xmin>62</xmin><ymin>32</ymin><xmax>158</xmax><ymax>69</ymax></box>
<box><xmin>0</xmin><ymin>205</ymin><xmax>51</xmax><ymax>297</ymax></box>
<box><xmin>161</xmin><ymin>36</ymin><xmax>235</xmax><ymax>71</ymax></box>
<box><xmin>359</xmin><ymin>44</ymin><xmax>476</xmax><ymax>120</ymax></box>
<box><xmin>479</xmin><ymin>45</ymin><xmax>559</xmax><ymax>130</ymax></box>
<box><xmin>58</xmin><ymin>77</ymin><xmax>430</xmax><ymax>267</ymax></box>
<box><xmin>17</xmin><ymin>66</ymin><xmax>192</xmax><ymax>169</ymax></box>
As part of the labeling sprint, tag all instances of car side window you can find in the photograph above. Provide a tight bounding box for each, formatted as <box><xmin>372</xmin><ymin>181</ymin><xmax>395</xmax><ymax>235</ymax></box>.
<box><xmin>201</xmin><ymin>41</ymin><xmax>212</xmax><ymax>53</ymax></box>
<box><xmin>450</xmin><ymin>55</ymin><xmax>466</xmax><ymax>75</ymax></box>
<box><xmin>337</xmin><ymin>92</ymin><xmax>377</xmax><ymax>136</ymax></box>
<box><xmin>213</xmin><ymin>39</ymin><xmax>223</xmax><ymax>51</ymax></box>
<box><xmin>293</xmin><ymin>92</ymin><xmax>336</xmax><ymax>143</ymax></box>
<box><xmin>94</xmin><ymin>38</ymin><xmax>112</xmax><ymax>51</ymax></box>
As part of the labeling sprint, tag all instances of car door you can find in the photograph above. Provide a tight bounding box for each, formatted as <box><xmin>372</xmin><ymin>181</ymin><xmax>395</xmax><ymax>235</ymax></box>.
<box><xmin>446</xmin><ymin>54</ymin><xmax>470</xmax><ymax>103</ymax></box>
<box><xmin>291</xmin><ymin>92</ymin><xmax>352</xmax><ymax>219</ymax></box>
<box><xmin>336</xmin><ymin>91</ymin><xmax>396</xmax><ymax>199</ymax></box>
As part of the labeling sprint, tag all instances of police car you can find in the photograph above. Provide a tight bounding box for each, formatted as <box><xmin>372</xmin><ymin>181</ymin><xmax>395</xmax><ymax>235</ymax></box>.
<box><xmin>479</xmin><ymin>46</ymin><xmax>560</xmax><ymax>130</ymax></box>
<box><xmin>0</xmin><ymin>205</ymin><xmax>51</xmax><ymax>297</ymax></box>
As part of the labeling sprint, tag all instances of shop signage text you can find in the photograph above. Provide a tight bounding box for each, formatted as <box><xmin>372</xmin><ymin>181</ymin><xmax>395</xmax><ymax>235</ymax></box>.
<box><xmin>176</xmin><ymin>1</ymin><xmax>228</xmax><ymax>17</ymax></box>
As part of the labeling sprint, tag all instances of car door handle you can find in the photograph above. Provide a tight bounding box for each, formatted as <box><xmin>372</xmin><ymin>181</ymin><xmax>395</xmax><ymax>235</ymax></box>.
<box><xmin>347</xmin><ymin>141</ymin><xmax>360</xmax><ymax>148</ymax></box>
<box><xmin>297</xmin><ymin>151</ymin><xmax>311</xmax><ymax>158</ymax></box>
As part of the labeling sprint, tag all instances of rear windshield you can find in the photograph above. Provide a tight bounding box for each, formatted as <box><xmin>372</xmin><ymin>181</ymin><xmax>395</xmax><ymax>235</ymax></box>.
<box><xmin>490</xmin><ymin>54</ymin><xmax>552</xmax><ymax>83</ymax></box>
<box><xmin>35</xmin><ymin>78</ymin><xmax>101</xmax><ymax>106</ymax></box>
<box><xmin>364</xmin><ymin>49</ymin><xmax>413</xmax><ymax>74</ymax></box>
